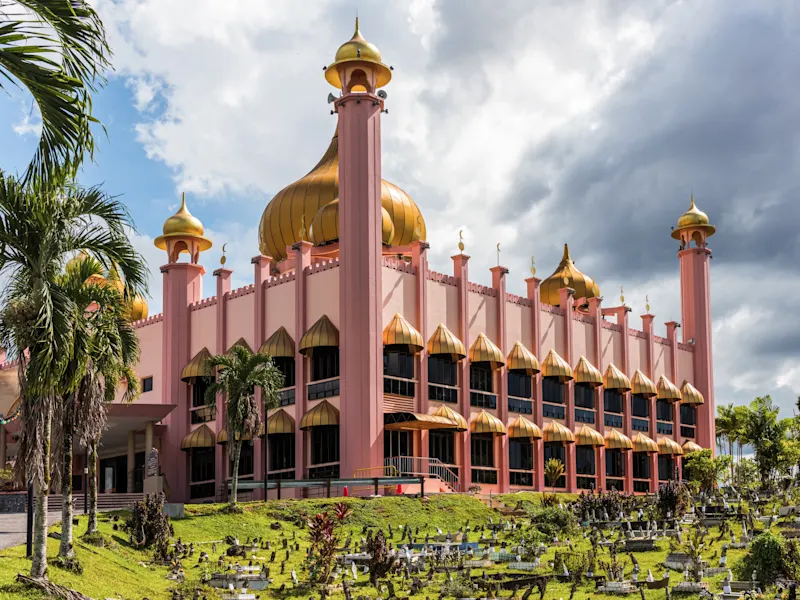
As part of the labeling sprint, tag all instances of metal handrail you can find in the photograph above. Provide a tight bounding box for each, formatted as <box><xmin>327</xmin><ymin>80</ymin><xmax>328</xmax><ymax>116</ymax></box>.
<box><xmin>384</xmin><ymin>456</ymin><xmax>460</xmax><ymax>492</ymax></box>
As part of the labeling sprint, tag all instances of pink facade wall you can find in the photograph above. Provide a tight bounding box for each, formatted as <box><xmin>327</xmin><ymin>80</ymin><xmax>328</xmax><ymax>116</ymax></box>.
<box><xmin>551</xmin><ymin>313</ymin><xmax>565</xmax><ymax>357</ymax></box>
<box><xmin>572</xmin><ymin>319</ymin><xmax>592</xmax><ymax>365</ymax></box>
<box><xmin>468</xmin><ymin>291</ymin><xmax>498</xmax><ymax>344</ymax></box>
<box><xmin>506</xmin><ymin>302</ymin><xmax>533</xmax><ymax>351</ymax></box>
<box><xmin>540</xmin><ymin>312</ymin><xmax>557</xmax><ymax>354</ymax></box>
<box><xmin>124</xmin><ymin>321</ymin><xmax>164</xmax><ymax>405</ymax></box>
<box><xmin>265</xmin><ymin>280</ymin><xmax>296</xmax><ymax>339</ymax></box>
<box><xmin>226</xmin><ymin>291</ymin><xmax>255</xmax><ymax>349</ymax></box>
<box><xmin>629</xmin><ymin>335</ymin><xmax>647</xmax><ymax>374</ymax></box>
<box><xmin>307</xmin><ymin>267</ymin><xmax>340</xmax><ymax>328</ymax></box>
<box><xmin>653</xmin><ymin>340</ymin><xmax>670</xmax><ymax>380</ymax></box>
<box><xmin>677</xmin><ymin>348</ymin><xmax>695</xmax><ymax>385</ymax></box>
<box><xmin>190</xmin><ymin>304</ymin><xmax>217</xmax><ymax>355</ymax></box>
<box><xmin>426</xmin><ymin>280</ymin><xmax>459</xmax><ymax>335</ymax></box>
<box><xmin>600</xmin><ymin>327</ymin><xmax>623</xmax><ymax>369</ymax></box>
<box><xmin>382</xmin><ymin>266</ymin><xmax>417</xmax><ymax>327</ymax></box>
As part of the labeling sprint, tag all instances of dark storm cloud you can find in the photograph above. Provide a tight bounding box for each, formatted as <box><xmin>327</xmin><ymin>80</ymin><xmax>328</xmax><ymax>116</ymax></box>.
<box><xmin>498</xmin><ymin>2</ymin><xmax>800</xmax><ymax>282</ymax></box>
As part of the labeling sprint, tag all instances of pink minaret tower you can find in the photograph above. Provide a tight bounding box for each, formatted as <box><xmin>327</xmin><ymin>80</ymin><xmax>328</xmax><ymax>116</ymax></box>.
<box><xmin>672</xmin><ymin>195</ymin><xmax>716</xmax><ymax>450</ymax></box>
<box><xmin>154</xmin><ymin>194</ymin><xmax>211</xmax><ymax>502</ymax></box>
<box><xmin>326</xmin><ymin>19</ymin><xmax>391</xmax><ymax>476</ymax></box>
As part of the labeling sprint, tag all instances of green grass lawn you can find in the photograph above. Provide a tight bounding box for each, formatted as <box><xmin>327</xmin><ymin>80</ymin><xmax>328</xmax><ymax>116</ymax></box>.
<box><xmin>0</xmin><ymin>493</ymin><xmax>768</xmax><ymax>599</ymax></box>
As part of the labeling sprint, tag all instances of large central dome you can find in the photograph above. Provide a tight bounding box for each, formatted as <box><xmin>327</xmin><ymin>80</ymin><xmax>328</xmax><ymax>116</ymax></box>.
<box><xmin>258</xmin><ymin>128</ymin><xmax>426</xmax><ymax>262</ymax></box>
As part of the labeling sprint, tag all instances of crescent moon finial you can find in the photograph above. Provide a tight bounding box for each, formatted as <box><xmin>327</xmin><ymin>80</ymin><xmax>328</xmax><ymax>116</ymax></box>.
<box><xmin>458</xmin><ymin>230</ymin><xmax>465</xmax><ymax>254</ymax></box>
<box><xmin>220</xmin><ymin>243</ymin><xmax>227</xmax><ymax>266</ymax></box>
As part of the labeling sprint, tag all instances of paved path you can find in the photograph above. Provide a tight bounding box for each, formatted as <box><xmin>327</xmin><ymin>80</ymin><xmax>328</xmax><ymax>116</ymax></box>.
<box><xmin>0</xmin><ymin>511</ymin><xmax>62</xmax><ymax>550</ymax></box>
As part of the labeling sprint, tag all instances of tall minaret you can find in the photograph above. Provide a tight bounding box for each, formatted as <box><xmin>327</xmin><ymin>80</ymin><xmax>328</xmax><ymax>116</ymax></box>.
<box><xmin>154</xmin><ymin>194</ymin><xmax>211</xmax><ymax>502</ymax></box>
<box><xmin>672</xmin><ymin>195</ymin><xmax>715</xmax><ymax>450</ymax></box>
<box><xmin>326</xmin><ymin>19</ymin><xmax>391</xmax><ymax>475</ymax></box>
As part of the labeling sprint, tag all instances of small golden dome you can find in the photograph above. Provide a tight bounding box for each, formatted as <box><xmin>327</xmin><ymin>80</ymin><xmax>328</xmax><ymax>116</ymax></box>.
<box><xmin>259</xmin><ymin>128</ymin><xmax>425</xmax><ymax>261</ymax></box>
<box><xmin>127</xmin><ymin>295</ymin><xmax>149</xmax><ymax>321</ymax></box>
<box><xmin>325</xmin><ymin>18</ymin><xmax>392</xmax><ymax>89</ymax></box>
<box><xmin>671</xmin><ymin>195</ymin><xmax>716</xmax><ymax>240</ymax></box>
<box><xmin>155</xmin><ymin>193</ymin><xmax>212</xmax><ymax>252</ymax></box>
<box><xmin>308</xmin><ymin>198</ymin><xmax>394</xmax><ymax>246</ymax></box>
<box><xmin>540</xmin><ymin>244</ymin><xmax>600</xmax><ymax>306</ymax></box>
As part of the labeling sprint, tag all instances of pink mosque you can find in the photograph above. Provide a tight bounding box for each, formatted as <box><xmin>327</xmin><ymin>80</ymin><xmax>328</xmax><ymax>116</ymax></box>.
<box><xmin>0</xmin><ymin>22</ymin><xmax>717</xmax><ymax>503</ymax></box>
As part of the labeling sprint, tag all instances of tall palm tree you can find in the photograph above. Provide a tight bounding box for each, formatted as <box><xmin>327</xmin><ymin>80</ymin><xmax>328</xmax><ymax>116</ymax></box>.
<box><xmin>205</xmin><ymin>345</ymin><xmax>283</xmax><ymax>509</ymax></box>
<box><xmin>0</xmin><ymin>173</ymin><xmax>146</xmax><ymax>578</ymax></box>
<box><xmin>55</xmin><ymin>255</ymin><xmax>141</xmax><ymax>560</ymax></box>
<box><xmin>716</xmin><ymin>404</ymin><xmax>737</xmax><ymax>482</ymax></box>
<box><xmin>0</xmin><ymin>0</ymin><xmax>111</xmax><ymax>181</ymax></box>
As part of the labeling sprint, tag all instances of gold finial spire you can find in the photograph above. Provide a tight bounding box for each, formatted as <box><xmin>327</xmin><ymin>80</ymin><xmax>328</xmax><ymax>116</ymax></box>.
<box><xmin>298</xmin><ymin>215</ymin><xmax>307</xmax><ymax>241</ymax></box>
<box><xmin>530</xmin><ymin>256</ymin><xmax>536</xmax><ymax>276</ymax></box>
<box><xmin>620</xmin><ymin>286</ymin><xmax>625</xmax><ymax>305</ymax></box>
<box><xmin>645</xmin><ymin>295</ymin><xmax>650</xmax><ymax>313</ymax></box>
<box><xmin>690</xmin><ymin>193</ymin><xmax>695</xmax><ymax>208</ymax></box>
<box><xmin>458</xmin><ymin>230</ymin><xmax>465</xmax><ymax>254</ymax></box>
<box><xmin>562</xmin><ymin>243</ymin><xmax>571</xmax><ymax>262</ymax></box>
<box><xmin>220</xmin><ymin>243</ymin><xmax>227</xmax><ymax>266</ymax></box>
<box><xmin>354</xmin><ymin>15</ymin><xmax>360</xmax><ymax>38</ymax></box>
<box><xmin>496</xmin><ymin>243</ymin><xmax>501</xmax><ymax>266</ymax></box>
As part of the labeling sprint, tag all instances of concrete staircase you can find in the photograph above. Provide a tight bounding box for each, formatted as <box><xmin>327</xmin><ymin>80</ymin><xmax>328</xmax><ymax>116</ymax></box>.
<box><xmin>36</xmin><ymin>493</ymin><xmax>143</xmax><ymax>513</ymax></box>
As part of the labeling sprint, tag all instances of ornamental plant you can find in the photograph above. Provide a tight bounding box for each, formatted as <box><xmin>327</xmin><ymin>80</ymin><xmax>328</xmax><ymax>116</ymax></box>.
<box><xmin>305</xmin><ymin>502</ymin><xmax>351</xmax><ymax>584</ymax></box>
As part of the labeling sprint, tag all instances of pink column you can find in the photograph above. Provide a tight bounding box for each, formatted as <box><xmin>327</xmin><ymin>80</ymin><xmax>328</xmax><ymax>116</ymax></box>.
<box><xmin>453</xmin><ymin>254</ymin><xmax>471</xmax><ymax>485</ymax></box>
<box><xmin>491</xmin><ymin>266</ymin><xmax>509</xmax><ymax>492</ymax></box>
<box><xmin>665</xmin><ymin>321</ymin><xmax>681</xmax><ymax>446</ymax></box>
<box><xmin>678</xmin><ymin>246</ymin><xmax>715</xmax><ymax>450</ymax></box>
<box><xmin>588</xmin><ymin>297</ymin><xmax>605</xmax><ymax>492</ymax></box>
<box><xmin>642</xmin><ymin>313</ymin><xmax>658</xmax><ymax>493</ymax></box>
<box><xmin>252</xmin><ymin>255</ymin><xmax>273</xmax><ymax>498</ymax></box>
<box><xmin>293</xmin><ymin>242</ymin><xmax>313</xmax><ymax>480</ymax></box>
<box><xmin>160</xmin><ymin>261</ymin><xmax>204</xmax><ymax>503</ymax></box>
<box><xmin>614</xmin><ymin>306</ymin><xmax>634</xmax><ymax>494</ymax></box>
<box><xmin>214</xmin><ymin>268</ymin><xmax>232</xmax><ymax>497</ymax></box>
<box><xmin>558</xmin><ymin>287</ymin><xmax>576</xmax><ymax>493</ymax></box>
<box><xmin>411</xmin><ymin>241</ymin><xmax>430</xmax><ymax>458</ymax></box>
<box><xmin>337</xmin><ymin>90</ymin><xmax>385</xmax><ymax>478</ymax></box>
<box><xmin>524</xmin><ymin>277</ymin><xmax>544</xmax><ymax>491</ymax></box>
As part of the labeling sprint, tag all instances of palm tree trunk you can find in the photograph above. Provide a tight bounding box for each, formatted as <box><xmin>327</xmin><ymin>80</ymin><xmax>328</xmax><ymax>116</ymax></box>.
<box><xmin>728</xmin><ymin>440</ymin><xmax>734</xmax><ymax>483</ymax></box>
<box><xmin>30</xmin><ymin>410</ymin><xmax>52</xmax><ymax>578</ymax></box>
<box><xmin>58</xmin><ymin>396</ymin><xmax>75</xmax><ymax>559</ymax></box>
<box><xmin>230</xmin><ymin>440</ymin><xmax>241</xmax><ymax>507</ymax></box>
<box><xmin>87</xmin><ymin>440</ymin><xmax>98</xmax><ymax>535</ymax></box>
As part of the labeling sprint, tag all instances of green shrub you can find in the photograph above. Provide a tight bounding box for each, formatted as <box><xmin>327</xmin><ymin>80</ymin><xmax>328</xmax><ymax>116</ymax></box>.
<box><xmin>734</xmin><ymin>531</ymin><xmax>785</xmax><ymax>584</ymax></box>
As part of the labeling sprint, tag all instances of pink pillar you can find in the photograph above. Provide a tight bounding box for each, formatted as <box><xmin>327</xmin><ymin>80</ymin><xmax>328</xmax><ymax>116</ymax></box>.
<box><xmin>678</xmin><ymin>245</ymin><xmax>715</xmax><ymax>450</ymax></box>
<box><xmin>597</xmin><ymin>446</ymin><xmax>605</xmax><ymax>492</ymax></box>
<box><xmin>491</xmin><ymin>266</ymin><xmax>509</xmax><ymax>492</ymax></box>
<box><xmin>160</xmin><ymin>261</ymin><xmax>204</xmax><ymax>503</ymax></box>
<box><xmin>294</xmin><ymin>241</ymin><xmax>313</xmax><ymax>480</ymax></box>
<box><xmin>558</xmin><ymin>287</ymin><xmax>576</xmax><ymax>493</ymax></box>
<box><xmin>411</xmin><ymin>241</ymin><xmax>430</xmax><ymax>458</ymax></box>
<box><xmin>453</xmin><ymin>254</ymin><xmax>471</xmax><ymax>485</ymax></box>
<box><xmin>214</xmin><ymin>268</ymin><xmax>232</xmax><ymax>497</ymax></box>
<box><xmin>642</xmin><ymin>313</ymin><xmax>658</xmax><ymax>493</ymax></box>
<box><xmin>612</xmin><ymin>306</ymin><xmax>633</xmax><ymax>494</ymax></box>
<box><xmin>524</xmin><ymin>277</ymin><xmax>544</xmax><ymax>491</ymax></box>
<box><xmin>666</xmin><ymin>321</ymin><xmax>681</xmax><ymax>446</ymax></box>
<box><xmin>252</xmin><ymin>255</ymin><xmax>273</xmax><ymax>498</ymax></box>
<box><xmin>337</xmin><ymin>89</ymin><xmax>385</xmax><ymax>478</ymax></box>
<box><xmin>650</xmin><ymin>452</ymin><xmax>659</xmax><ymax>491</ymax></box>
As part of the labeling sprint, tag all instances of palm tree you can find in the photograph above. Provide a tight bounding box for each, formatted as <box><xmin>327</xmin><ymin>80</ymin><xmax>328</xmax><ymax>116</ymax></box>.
<box><xmin>0</xmin><ymin>173</ymin><xmax>146</xmax><ymax>578</ymax></box>
<box><xmin>716</xmin><ymin>404</ymin><xmax>737</xmax><ymax>482</ymax></box>
<box><xmin>55</xmin><ymin>255</ymin><xmax>141</xmax><ymax>560</ymax></box>
<box><xmin>544</xmin><ymin>457</ymin><xmax>565</xmax><ymax>496</ymax></box>
<box><xmin>0</xmin><ymin>0</ymin><xmax>111</xmax><ymax>181</ymax></box>
<box><xmin>205</xmin><ymin>345</ymin><xmax>283</xmax><ymax>509</ymax></box>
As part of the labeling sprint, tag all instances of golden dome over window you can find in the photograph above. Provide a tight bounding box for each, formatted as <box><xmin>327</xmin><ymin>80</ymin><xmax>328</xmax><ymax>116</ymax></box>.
<box><xmin>540</xmin><ymin>244</ymin><xmax>600</xmax><ymax>306</ymax></box>
<box><xmin>308</xmin><ymin>198</ymin><xmax>395</xmax><ymax>247</ymax></box>
<box><xmin>155</xmin><ymin>193</ymin><xmax>212</xmax><ymax>252</ymax></box>
<box><xmin>671</xmin><ymin>195</ymin><xmax>715</xmax><ymax>240</ymax></box>
<box><xmin>258</xmin><ymin>128</ymin><xmax>426</xmax><ymax>261</ymax></box>
<box><xmin>325</xmin><ymin>18</ymin><xmax>392</xmax><ymax>89</ymax></box>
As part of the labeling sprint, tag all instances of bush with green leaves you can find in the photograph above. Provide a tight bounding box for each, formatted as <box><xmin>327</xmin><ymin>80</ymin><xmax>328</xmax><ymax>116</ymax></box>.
<box><xmin>572</xmin><ymin>489</ymin><xmax>649</xmax><ymax>521</ymax></box>
<box><xmin>124</xmin><ymin>493</ymin><xmax>174</xmax><ymax>562</ymax></box>
<box><xmin>734</xmin><ymin>532</ymin><xmax>786</xmax><ymax>584</ymax></box>
<box><xmin>655</xmin><ymin>480</ymin><xmax>688</xmax><ymax>519</ymax></box>
<box><xmin>512</xmin><ymin>504</ymin><xmax>577</xmax><ymax>544</ymax></box>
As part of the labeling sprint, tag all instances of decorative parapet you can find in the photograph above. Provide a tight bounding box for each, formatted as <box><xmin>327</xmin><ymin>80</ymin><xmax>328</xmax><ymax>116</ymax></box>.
<box><xmin>505</xmin><ymin>293</ymin><xmax>532</xmax><ymax>307</ymax></box>
<box><xmin>541</xmin><ymin>304</ymin><xmax>564</xmax><ymax>316</ymax></box>
<box><xmin>653</xmin><ymin>335</ymin><xmax>670</xmax><ymax>346</ymax></box>
<box><xmin>265</xmin><ymin>270</ymin><xmax>297</xmax><ymax>289</ymax></box>
<box><xmin>629</xmin><ymin>329</ymin><xmax>647</xmax><ymax>340</ymax></box>
<box><xmin>677</xmin><ymin>342</ymin><xmax>695</xmax><ymax>352</ymax></box>
<box><xmin>426</xmin><ymin>269</ymin><xmax>457</xmax><ymax>286</ymax></box>
<box><xmin>602</xmin><ymin>321</ymin><xmax>623</xmax><ymax>333</ymax></box>
<box><xmin>382</xmin><ymin>256</ymin><xmax>416</xmax><ymax>275</ymax></box>
<box><xmin>309</xmin><ymin>257</ymin><xmax>340</xmax><ymax>275</ymax></box>
<box><xmin>467</xmin><ymin>281</ymin><xmax>496</xmax><ymax>297</ymax></box>
<box><xmin>189</xmin><ymin>297</ymin><xmax>217</xmax><ymax>312</ymax></box>
<box><xmin>573</xmin><ymin>312</ymin><xmax>596</xmax><ymax>325</ymax></box>
<box><xmin>228</xmin><ymin>284</ymin><xmax>255</xmax><ymax>299</ymax></box>
<box><xmin>133</xmin><ymin>313</ymin><xmax>165</xmax><ymax>328</ymax></box>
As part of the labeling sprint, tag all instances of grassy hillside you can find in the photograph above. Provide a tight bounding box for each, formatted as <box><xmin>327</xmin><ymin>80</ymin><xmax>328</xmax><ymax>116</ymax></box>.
<box><xmin>0</xmin><ymin>492</ymin><xmax>757</xmax><ymax>599</ymax></box>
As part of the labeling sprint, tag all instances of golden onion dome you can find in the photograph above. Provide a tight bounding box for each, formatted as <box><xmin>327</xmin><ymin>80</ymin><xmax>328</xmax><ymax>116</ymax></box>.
<box><xmin>127</xmin><ymin>295</ymin><xmax>149</xmax><ymax>321</ymax></box>
<box><xmin>259</xmin><ymin>128</ymin><xmax>426</xmax><ymax>261</ymax></box>
<box><xmin>325</xmin><ymin>18</ymin><xmax>392</xmax><ymax>89</ymax></box>
<box><xmin>308</xmin><ymin>198</ymin><xmax>395</xmax><ymax>246</ymax></box>
<box><xmin>155</xmin><ymin>194</ymin><xmax>212</xmax><ymax>252</ymax></box>
<box><xmin>540</xmin><ymin>244</ymin><xmax>600</xmax><ymax>306</ymax></box>
<box><xmin>671</xmin><ymin>195</ymin><xmax>716</xmax><ymax>240</ymax></box>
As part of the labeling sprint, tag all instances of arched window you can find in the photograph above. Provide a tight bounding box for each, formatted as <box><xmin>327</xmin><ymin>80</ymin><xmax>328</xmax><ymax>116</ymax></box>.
<box><xmin>383</xmin><ymin>346</ymin><xmax>415</xmax><ymax>397</ymax></box>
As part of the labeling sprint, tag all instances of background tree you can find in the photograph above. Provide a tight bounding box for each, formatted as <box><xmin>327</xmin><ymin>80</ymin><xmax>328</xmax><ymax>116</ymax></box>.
<box><xmin>544</xmin><ymin>457</ymin><xmax>565</xmax><ymax>495</ymax></box>
<box><xmin>205</xmin><ymin>345</ymin><xmax>283</xmax><ymax>509</ymax></box>
<box><xmin>683</xmin><ymin>449</ymin><xmax>731</xmax><ymax>493</ymax></box>
<box><xmin>741</xmin><ymin>396</ymin><xmax>788</xmax><ymax>490</ymax></box>
<box><xmin>0</xmin><ymin>174</ymin><xmax>146</xmax><ymax>578</ymax></box>
<box><xmin>0</xmin><ymin>0</ymin><xmax>111</xmax><ymax>181</ymax></box>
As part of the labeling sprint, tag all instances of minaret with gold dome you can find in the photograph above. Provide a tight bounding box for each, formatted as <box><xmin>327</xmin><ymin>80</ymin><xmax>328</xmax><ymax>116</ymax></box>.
<box><xmin>673</xmin><ymin>195</ymin><xmax>715</xmax><ymax>451</ymax></box>
<box><xmin>327</xmin><ymin>18</ymin><xmax>390</xmax><ymax>477</ymax></box>
<box><xmin>155</xmin><ymin>192</ymin><xmax>210</xmax><ymax>502</ymax></box>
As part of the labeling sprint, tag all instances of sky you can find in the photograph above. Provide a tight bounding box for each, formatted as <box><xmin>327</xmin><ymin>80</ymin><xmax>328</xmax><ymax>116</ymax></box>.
<box><xmin>1</xmin><ymin>0</ymin><xmax>799</xmax><ymax>416</ymax></box>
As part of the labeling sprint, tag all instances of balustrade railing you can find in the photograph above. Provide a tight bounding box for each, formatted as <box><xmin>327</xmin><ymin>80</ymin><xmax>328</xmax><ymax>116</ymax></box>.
<box><xmin>384</xmin><ymin>456</ymin><xmax>460</xmax><ymax>492</ymax></box>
